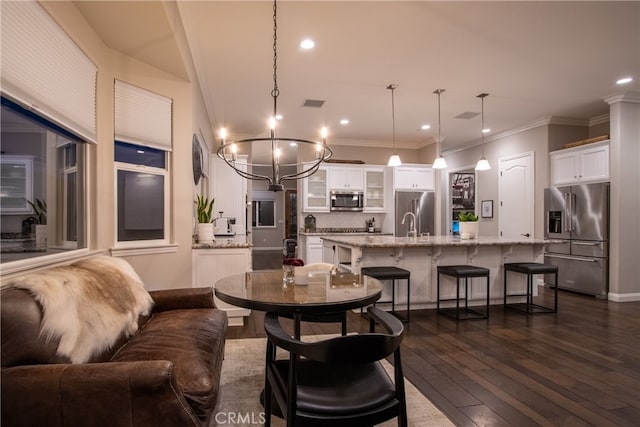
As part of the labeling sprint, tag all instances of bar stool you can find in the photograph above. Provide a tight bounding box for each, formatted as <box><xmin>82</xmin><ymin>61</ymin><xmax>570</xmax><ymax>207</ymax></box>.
<box><xmin>504</xmin><ymin>262</ymin><xmax>558</xmax><ymax>314</ymax></box>
<box><xmin>361</xmin><ymin>266</ymin><xmax>411</xmax><ymax>323</ymax></box>
<box><xmin>437</xmin><ymin>265</ymin><xmax>490</xmax><ymax>320</ymax></box>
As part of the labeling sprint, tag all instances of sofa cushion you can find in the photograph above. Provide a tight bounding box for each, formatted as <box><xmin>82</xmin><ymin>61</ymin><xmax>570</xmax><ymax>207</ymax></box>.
<box><xmin>110</xmin><ymin>308</ymin><xmax>227</xmax><ymax>424</ymax></box>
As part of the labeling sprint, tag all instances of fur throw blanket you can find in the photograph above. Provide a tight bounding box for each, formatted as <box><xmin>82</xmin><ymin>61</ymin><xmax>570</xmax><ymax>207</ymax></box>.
<box><xmin>5</xmin><ymin>256</ymin><xmax>153</xmax><ymax>364</ymax></box>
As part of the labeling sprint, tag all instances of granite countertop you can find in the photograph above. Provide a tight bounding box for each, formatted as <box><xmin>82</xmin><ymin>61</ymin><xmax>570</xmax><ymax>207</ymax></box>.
<box><xmin>320</xmin><ymin>235</ymin><xmax>558</xmax><ymax>248</ymax></box>
<box><xmin>299</xmin><ymin>228</ymin><xmax>392</xmax><ymax>236</ymax></box>
<box><xmin>192</xmin><ymin>236</ymin><xmax>252</xmax><ymax>249</ymax></box>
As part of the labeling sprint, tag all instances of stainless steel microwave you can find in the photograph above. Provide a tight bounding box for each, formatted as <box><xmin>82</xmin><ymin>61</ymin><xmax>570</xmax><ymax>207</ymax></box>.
<box><xmin>330</xmin><ymin>191</ymin><xmax>364</xmax><ymax>212</ymax></box>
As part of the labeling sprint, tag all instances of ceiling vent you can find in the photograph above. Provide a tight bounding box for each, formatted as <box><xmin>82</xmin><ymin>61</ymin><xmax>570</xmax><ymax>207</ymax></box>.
<box><xmin>303</xmin><ymin>99</ymin><xmax>325</xmax><ymax>108</ymax></box>
<box><xmin>455</xmin><ymin>112</ymin><xmax>480</xmax><ymax>119</ymax></box>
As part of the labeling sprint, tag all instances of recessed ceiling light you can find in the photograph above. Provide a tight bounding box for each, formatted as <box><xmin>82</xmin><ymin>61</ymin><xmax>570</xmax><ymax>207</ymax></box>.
<box><xmin>421</xmin><ymin>124</ymin><xmax>431</xmax><ymax>130</ymax></box>
<box><xmin>300</xmin><ymin>39</ymin><xmax>315</xmax><ymax>50</ymax></box>
<box><xmin>275</xmin><ymin>114</ymin><xmax>283</xmax><ymax>120</ymax></box>
<box><xmin>616</xmin><ymin>77</ymin><xmax>633</xmax><ymax>85</ymax></box>
<box><xmin>340</xmin><ymin>119</ymin><xmax>349</xmax><ymax>125</ymax></box>
<box><xmin>289</xmin><ymin>142</ymin><xmax>297</xmax><ymax>147</ymax></box>
<box><xmin>482</xmin><ymin>128</ymin><xmax>491</xmax><ymax>134</ymax></box>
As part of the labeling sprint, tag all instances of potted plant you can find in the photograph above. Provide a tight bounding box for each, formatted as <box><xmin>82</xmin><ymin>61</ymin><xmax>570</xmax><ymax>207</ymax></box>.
<box><xmin>195</xmin><ymin>195</ymin><xmax>215</xmax><ymax>244</ymax></box>
<box><xmin>27</xmin><ymin>199</ymin><xmax>47</xmax><ymax>247</ymax></box>
<box><xmin>458</xmin><ymin>211</ymin><xmax>479</xmax><ymax>239</ymax></box>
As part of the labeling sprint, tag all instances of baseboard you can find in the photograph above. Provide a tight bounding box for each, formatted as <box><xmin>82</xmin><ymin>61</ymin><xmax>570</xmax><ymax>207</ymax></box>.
<box><xmin>607</xmin><ymin>292</ymin><xmax>640</xmax><ymax>302</ymax></box>
<box><xmin>251</xmin><ymin>247</ymin><xmax>282</xmax><ymax>252</ymax></box>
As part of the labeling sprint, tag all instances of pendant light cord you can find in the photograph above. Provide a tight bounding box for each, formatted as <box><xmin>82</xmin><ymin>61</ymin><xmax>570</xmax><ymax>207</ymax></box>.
<box><xmin>477</xmin><ymin>93</ymin><xmax>489</xmax><ymax>157</ymax></box>
<box><xmin>271</xmin><ymin>0</ymin><xmax>279</xmax><ymax>118</ymax></box>
<box><xmin>481</xmin><ymin>96</ymin><xmax>484</xmax><ymax>156</ymax></box>
<box><xmin>434</xmin><ymin>89</ymin><xmax>445</xmax><ymax>157</ymax></box>
<box><xmin>387</xmin><ymin>84</ymin><xmax>398</xmax><ymax>153</ymax></box>
<box><xmin>391</xmin><ymin>88</ymin><xmax>396</xmax><ymax>152</ymax></box>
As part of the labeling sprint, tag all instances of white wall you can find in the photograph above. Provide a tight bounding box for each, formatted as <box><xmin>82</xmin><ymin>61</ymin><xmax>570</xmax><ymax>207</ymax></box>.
<box><xmin>41</xmin><ymin>2</ymin><xmax>201</xmax><ymax>290</ymax></box>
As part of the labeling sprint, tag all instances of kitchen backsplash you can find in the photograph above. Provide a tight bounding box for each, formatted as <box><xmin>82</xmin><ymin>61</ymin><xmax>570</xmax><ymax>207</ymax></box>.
<box><xmin>308</xmin><ymin>212</ymin><xmax>385</xmax><ymax>230</ymax></box>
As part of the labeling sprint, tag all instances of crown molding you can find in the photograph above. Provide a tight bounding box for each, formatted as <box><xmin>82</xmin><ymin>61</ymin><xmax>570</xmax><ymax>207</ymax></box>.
<box><xmin>589</xmin><ymin>113</ymin><xmax>610</xmax><ymax>126</ymax></box>
<box><xmin>604</xmin><ymin>90</ymin><xmax>640</xmax><ymax>105</ymax></box>
<box><xmin>441</xmin><ymin>114</ymin><xmax>606</xmax><ymax>156</ymax></box>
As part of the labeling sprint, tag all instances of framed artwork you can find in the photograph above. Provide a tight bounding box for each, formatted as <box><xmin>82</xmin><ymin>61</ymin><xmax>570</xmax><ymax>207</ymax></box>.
<box><xmin>481</xmin><ymin>200</ymin><xmax>493</xmax><ymax>218</ymax></box>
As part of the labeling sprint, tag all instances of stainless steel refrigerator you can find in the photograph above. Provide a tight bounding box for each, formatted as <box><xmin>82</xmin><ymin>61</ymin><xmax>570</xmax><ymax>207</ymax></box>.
<box><xmin>395</xmin><ymin>191</ymin><xmax>435</xmax><ymax>237</ymax></box>
<box><xmin>544</xmin><ymin>183</ymin><xmax>609</xmax><ymax>297</ymax></box>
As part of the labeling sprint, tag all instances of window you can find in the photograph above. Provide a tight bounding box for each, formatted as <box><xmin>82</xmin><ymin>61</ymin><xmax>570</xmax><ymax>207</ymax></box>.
<box><xmin>0</xmin><ymin>97</ymin><xmax>87</xmax><ymax>263</ymax></box>
<box><xmin>252</xmin><ymin>200</ymin><xmax>276</xmax><ymax>228</ymax></box>
<box><xmin>113</xmin><ymin>81</ymin><xmax>172</xmax><ymax>247</ymax></box>
<box><xmin>115</xmin><ymin>142</ymin><xmax>168</xmax><ymax>244</ymax></box>
<box><xmin>252</xmin><ymin>190</ymin><xmax>276</xmax><ymax>228</ymax></box>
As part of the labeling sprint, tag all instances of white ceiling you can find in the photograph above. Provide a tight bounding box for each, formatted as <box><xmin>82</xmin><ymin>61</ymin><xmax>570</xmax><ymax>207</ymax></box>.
<box><xmin>74</xmin><ymin>1</ymin><xmax>639</xmax><ymax>154</ymax></box>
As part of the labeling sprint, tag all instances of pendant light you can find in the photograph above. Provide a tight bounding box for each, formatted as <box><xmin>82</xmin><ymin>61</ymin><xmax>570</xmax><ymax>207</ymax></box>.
<box><xmin>386</xmin><ymin>84</ymin><xmax>402</xmax><ymax>167</ymax></box>
<box><xmin>475</xmin><ymin>93</ymin><xmax>491</xmax><ymax>171</ymax></box>
<box><xmin>432</xmin><ymin>89</ymin><xmax>447</xmax><ymax>169</ymax></box>
<box><xmin>216</xmin><ymin>0</ymin><xmax>332</xmax><ymax>191</ymax></box>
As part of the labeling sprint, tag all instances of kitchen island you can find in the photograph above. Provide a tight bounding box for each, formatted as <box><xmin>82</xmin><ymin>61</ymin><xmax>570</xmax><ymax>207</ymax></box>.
<box><xmin>321</xmin><ymin>235</ymin><xmax>555</xmax><ymax>310</ymax></box>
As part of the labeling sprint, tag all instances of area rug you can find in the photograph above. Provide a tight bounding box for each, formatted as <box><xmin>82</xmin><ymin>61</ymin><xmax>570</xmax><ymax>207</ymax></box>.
<box><xmin>211</xmin><ymin>336</ymin><xmax>454</xmax><ymax>427</ymax></box>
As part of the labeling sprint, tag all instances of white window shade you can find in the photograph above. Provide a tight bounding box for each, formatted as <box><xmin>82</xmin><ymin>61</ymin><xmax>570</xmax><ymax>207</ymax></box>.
<box><xmin>0</xmin><ymin>1</ymin><xmax>97</xmax><ymax>143</ymax></box>
<box><xmin>115</xmin><ymin>80</ymin><xmax>173</xmax><ymax>151</ymax></box>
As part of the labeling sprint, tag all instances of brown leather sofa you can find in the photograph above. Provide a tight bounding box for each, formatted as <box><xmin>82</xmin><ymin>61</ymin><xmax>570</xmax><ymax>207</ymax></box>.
<box><xmin>1</xmin><ymin>274</ymin><xmax>228</xmax><ymax>427</ymax></box>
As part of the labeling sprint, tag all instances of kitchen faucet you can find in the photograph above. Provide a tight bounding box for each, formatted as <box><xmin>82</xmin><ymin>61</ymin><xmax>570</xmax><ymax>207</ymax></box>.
<box><xmin>401</xmin><ymin>212</ymin><xmax>417</xmax><ymax>238</ymax></box>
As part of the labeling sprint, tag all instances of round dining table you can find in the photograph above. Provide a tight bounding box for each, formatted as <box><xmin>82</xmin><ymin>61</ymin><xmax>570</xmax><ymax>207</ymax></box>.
<box><xmin>214</xmin><ymin>269</ymin><xmax>383</xmax><ymax>337</ymax></box>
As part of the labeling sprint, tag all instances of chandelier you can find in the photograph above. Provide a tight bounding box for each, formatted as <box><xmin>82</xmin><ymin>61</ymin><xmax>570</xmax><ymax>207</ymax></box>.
<box><xmin>216</xmin><ymin>0</ymin><xmax>332</xmax><ymax>191</ymax></box>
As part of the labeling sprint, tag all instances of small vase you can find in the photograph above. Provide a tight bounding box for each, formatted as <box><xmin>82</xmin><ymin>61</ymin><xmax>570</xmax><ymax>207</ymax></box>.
<box><xmin>459</xmin><ymin>221</ymin><xmax>479</xmax><ymax>239</ymax></box>
<box><xmin>197</xmin><ymin>223</ymin><xmax>214</xmax><ymax>244</ymax></box>
<box><xmin>35</xmin><ymin>224</ymin><xmax>47</xmax><ymax>248</ymax></box>
<box><xmin>282</xmin><ymin>265</ymin><xmax>295</xmax><ymax>285</ymax></box>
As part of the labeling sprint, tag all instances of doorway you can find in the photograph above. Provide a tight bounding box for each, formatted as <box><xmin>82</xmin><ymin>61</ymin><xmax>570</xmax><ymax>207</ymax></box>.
<box><xmin>449</xmin><ymin>170</ymin><xmax>476</xmax><ymax>235</ymax></box>
<box><xmin>499</xmin><ymin>151</ymin><xmax>534</xmax><ymax>238</ymax></box>
<box><xmin>284</xmin><ymin>190</ymin><xmax>297</xmax><ymax>239</ymax></box>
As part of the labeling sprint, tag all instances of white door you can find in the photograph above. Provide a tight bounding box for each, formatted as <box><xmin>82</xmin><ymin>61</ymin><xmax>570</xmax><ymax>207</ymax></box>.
<box><xmin>499</xmin><ymin>152</ymin><xmax>534</xmax><ymax>239</ymax></box>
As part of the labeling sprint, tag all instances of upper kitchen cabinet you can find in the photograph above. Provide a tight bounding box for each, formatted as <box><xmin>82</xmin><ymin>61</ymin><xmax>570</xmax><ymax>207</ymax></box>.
<box><xmin>364</xmin><ymin>167</ymin><xmax>386</xmax><ymax>212</ymax></box>
<box><xmin>393</xmin><ymin>165</ymin><xmax>434</xmax><ymax>191</ymax></box>
<box><xmin>0</xmin><ymin>155</ymin><xmax>33</xmax><ymax>214</ymax></box>
<box><xmin>550</xmin><ymin>141</ymin><xmax>609</xmax><ymax>186</ymax></box>
<box><xmin>328</xmin><ymin>165</ymin><xmax>364</xmax><ymax>190</ymax></box>
<box><xmin>303</xmin><ymin>165</ymin><xmax>329</xmax><ymax>212</ymax></box>
<box><xmin>210</xmin><ymin>155</ymin><xmax>247</xmax><ymax>233</ymax></box>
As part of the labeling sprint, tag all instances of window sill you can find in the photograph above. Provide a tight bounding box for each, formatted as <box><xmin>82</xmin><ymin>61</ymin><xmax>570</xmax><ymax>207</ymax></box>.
<box><xmin>110</xmin><ymin>243</ymin><xmax>179</xmax><ymax>257</ymax></box>
<box><xmin>0</xmin><ymin>249</ymin><xmax>107</xmax><ymax>280</ymax></box>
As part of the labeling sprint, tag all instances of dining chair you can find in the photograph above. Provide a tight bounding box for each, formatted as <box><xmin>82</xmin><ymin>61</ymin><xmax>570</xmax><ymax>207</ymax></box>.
<box><xmin>263</xmin><ymin>306</ymin><xmax>407</xmax><ymax>427</ymax></box>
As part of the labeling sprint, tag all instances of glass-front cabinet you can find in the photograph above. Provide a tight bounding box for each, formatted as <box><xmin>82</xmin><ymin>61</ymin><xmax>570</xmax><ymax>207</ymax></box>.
<box><xmin>0</xmin><ymin>155</ymin><xmax>33</xmax><ymax>214</ymax></box>
<box><xmin>303</xmin><ymin>166</ymin><xmax>329</xmax><ymax>212</ymax></box>
<box><xmin>364</xmin><ymin>167</ymin><xmax>385</xmax><ymax>212</ymax></box>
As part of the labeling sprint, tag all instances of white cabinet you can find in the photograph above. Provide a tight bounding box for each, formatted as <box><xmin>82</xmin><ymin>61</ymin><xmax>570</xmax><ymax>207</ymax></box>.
<box><xmin>329</xmin><ymin>166</ymin><xmax>364</xmax><ymax>190</ymax></box>
<box><xmin>0</xmin><ymin>155</ymin><xmax>33</xmax><ymax>213</ymax></box>
<box><xmin>305</xmin><ymin>236</ymin><xmax>324</xmax><ymax>264</ymax></box>
<box><xmin>364</xmin><ymin>167</ymin><xmax>386</xmax><ymax>212</ymax></box>
<box><xmin>210</xmin><ymin>155</ymin><xmax>247</xmax><ymax>233</ymax></box>
<box><xmin>192</xmin><ymin>247</ymin><xmax>251</xmax><ymax>326</ymax></box>
<box><xmin>303</xmin><ymin>166</ymin><xmax>329</xmax><ymax>212</ymax></box>
<box><xmin>550</xmin><ymin>141</ymin><xmax>609</xmax><ymax>186</ymax></box>
<box><xmin>394</xmin><ymin>165</ymin><xmax>434</xmax><ymax>190</ymax></box>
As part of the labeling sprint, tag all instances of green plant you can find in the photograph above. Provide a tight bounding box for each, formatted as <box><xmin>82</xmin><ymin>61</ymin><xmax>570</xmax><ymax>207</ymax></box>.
<box><xmin>195</xmin><ymin>195</ymin><xmax>215</xmax><ymax>224</ymax></box>
<box><xmin>27</xmin><ymin>199</ymin><xmax>47</xmax><ymax>224</ymax></box>
<box><xmin>458</xmin><ymin>211</ymin><xmax>479</xmax><ymax>222</ymax></box>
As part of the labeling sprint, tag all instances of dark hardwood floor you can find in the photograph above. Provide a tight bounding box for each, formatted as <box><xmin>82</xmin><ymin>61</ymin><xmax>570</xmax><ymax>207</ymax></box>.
<box><xmin>225</xmin><ymin>288</ymin><xmax>640</xmax><ymax>426</ymax></box>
